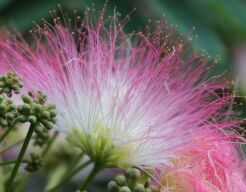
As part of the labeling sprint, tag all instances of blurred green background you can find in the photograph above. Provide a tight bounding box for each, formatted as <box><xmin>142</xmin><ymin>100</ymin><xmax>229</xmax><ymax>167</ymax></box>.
<box><xmin>0</xmin><ymin>0</ymin><xmax>246</xmax><ymax>191</ymax></box>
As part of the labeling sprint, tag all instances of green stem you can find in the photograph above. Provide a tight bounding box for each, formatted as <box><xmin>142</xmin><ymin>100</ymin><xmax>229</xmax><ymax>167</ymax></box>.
<box><xmin>0</xmin><ymin>160</ymin><xmax>27</xmax><ymax>166</ymax></box>
<box><xmin>46</xmin><ymin>159</ymin><xmax>92</xmax><ymax>192</ymax></box>
<box><xmin>79</xmin><ymin>163</ymin><xmax>102</xmax><ymax>190</ymax></box>
<box><xmin>6</xmin><ymin>124</ymin><xmax>35</xmax><ymax>192</ymax></box>
<box><xmin>42</xmin><ymin>131</ymin><xmax>58</xmax><ymax>158</ymax></box>
<box><xmin>0</xmin><ymin>128</ymin><xmax>12</xmax><ymax>143</ymax></box>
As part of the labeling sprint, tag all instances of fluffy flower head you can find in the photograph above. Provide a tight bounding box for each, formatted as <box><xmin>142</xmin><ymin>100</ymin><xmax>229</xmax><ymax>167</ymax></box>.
<box><xmin>0</xmin><ymin>11</ymin><xmax>239</xmax><ymax>169</ymax></box>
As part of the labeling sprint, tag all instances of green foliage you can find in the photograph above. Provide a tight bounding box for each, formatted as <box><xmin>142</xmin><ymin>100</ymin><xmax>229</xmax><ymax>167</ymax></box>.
<box><xmin>0</xmin><ymin>0</ymin><xmax>246</xmax><ymax>75</ymax></box>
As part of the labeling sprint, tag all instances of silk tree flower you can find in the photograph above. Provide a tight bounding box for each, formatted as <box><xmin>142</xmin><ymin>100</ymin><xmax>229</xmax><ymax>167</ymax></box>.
<box><xmin>157</xmin><ymin>133</ymin><xmax>246</xmax><ymax>192</ymax></box>
<box><xmin>0</xmin><ymin>13</ymin><xmax>240</xmax><ymax>169</ymax></box>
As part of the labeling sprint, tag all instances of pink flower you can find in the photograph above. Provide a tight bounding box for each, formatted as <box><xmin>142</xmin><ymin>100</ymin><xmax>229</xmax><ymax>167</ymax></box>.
<box><xmin>0</xmin><ymin>13</ymin><xmax>242</xmax><ymax>169</ymax></box>
<box><xmin>157</xmin><ymin>133</ymin><xmax>246</xmax><ymax>192</ymax></box>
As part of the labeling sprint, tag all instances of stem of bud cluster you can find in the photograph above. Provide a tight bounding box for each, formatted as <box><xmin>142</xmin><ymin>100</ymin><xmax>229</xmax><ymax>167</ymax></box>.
<box><xmin>79</xmin><ymin>163</ymin><xmax>102</xmax><ymax>190</ymax></box>
<box><xmin>6</xmin><ymin>124</ymin><xmax>35</xmax><ymax>192</ymax></box>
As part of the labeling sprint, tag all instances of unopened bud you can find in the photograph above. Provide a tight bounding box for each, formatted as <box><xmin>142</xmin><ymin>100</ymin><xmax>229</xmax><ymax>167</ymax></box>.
<box><xmin>115</xmin><ymin>174</ymin><xmax>127</xmax><ymax>186</ymax></box>
<box><xmin>41</xmin><ymin>120</ymin><xmax>54</xmax><ymax>130</ymax></box>
<box><xmin>22</xmin><ymin>95</ymin><xmax>33</xmax><ymax>104</ymax></box>
<box><xmin>28</xmin><ymin>115</ymin><xmax>37</xmax><ymax>124</ymax></box>
<box><xmin>119</xmin><ymin>186</ymin><xmax>131</xmax><ymax>192</ymax></box>
<box><xmin>18</xmin><ymin>115</ymin><xmax>27</xmax><ymax>123</ymax></box>
<box><xmin>133</xmin><ymin>184</ymin><xmax>145</xmax><ymax>192</ymax></box>
<box><xmin>126</xmin><ymin>168</ymin><xmax>141</xmax><ymax>179</ymax></box>
<box><xmin>107</xmin><ymin>181</ymin><xmax>118</xmax><ymax>191</ymax></box>
<box><xmin>42</xmin><ymin>111</ymin><xmax>50</xmax><ymax>119</ymax></box>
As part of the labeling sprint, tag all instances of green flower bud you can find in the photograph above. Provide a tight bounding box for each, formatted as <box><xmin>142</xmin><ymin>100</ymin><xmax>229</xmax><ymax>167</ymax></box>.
<box><xmin>50</xmin><ymin>118</ymin><xmax>56</xmax><ymax>124</ymax></box>
<box><xmin>41</xmin><ymin>120</ymin><xmax>54</xmax><ymax>130</ymax></box>
<box><xmin>8</xmin><ymin>104</ymin><xmax>15</xmax><ymax>111</ymax></box>
<box><xmin>25</xmin><ymin>153</ymin><xmax>42</xmax><ymax>172</ymax></box>
<box><xmin>6</xmin><ymin>100</ymin><xmax>13</xmax><ymax>104</ymax></box>
<box><xmin>22</xmin><ymin>103</ymin><xmax>31</xmax><ymax>114</ymax></box>
<box><xmin>33</xmin><ymin>104</ymin><xmax>42</xmax><ymax>113</ymax></box>
<box><xmin>12</xmin><ymin>85</ymin><xmax>19</xmax><ymax>91</ymax></box>
<box><xmin>28</xmin><ymin>115</ymin><xmax>37</xmax><ymax>124</ymax></box>
<box><xmin>3</xmin><ymin>87</ymin><xmax>10</xmax><ymax>94</ymax></box>
<box><xmin>6</xmin><ymin>113</ymin><xmax>15</xmax><ymax>120</ymax></box>
<box><xmin>115</xmin><ymin>174</ymin><xmax>127</xmax><ymax>186</ymax></box>
<box><xmin>133</xmin><ymin>184</ymin><xmax>145</xmax><ymax>192</ymax></box>
<box><xmin>18</xmin><ymin>115</ymin><xmax>27</xmax><ymax>123</ymax></box>
<box><xmin>119</xmin><ymin>186</ymin><xmax>131</xmax><ymax>192</ymax></box>
<box><xmin>125</xmin><ymin>168</ymin><xmax>141</xmax><ymax>180</ymax></box>
<box><xmin>0</xmin><ymin>75</ymin><xmax>7</xmax><ymax>82</ymax></box>
<box><xmin>0</xmin><ymin>103</ymin><xmax>6</xmax><ymax>111</ymax></box>
<box><xmin>22</xmin><ymin>95</ymin><xmax>33</xmax><ymax>104</ymax></box>
<box><xmin>42</xmin><ymin>111</ymin><xmax>50</xmax><ymax>119</ymax></box>
<box><xmin>49</xmin><ymin>110</ymin><xmax>56</xmax><ymax>118</ymax></box>
<box><xmin>17</xmin><ymin>105</ymin><xmax>23</xmax><ymax>112</ymax></box>
<box><xmin>107</xmin><ymin>181</ymin><xmax>118</xmax><ymax>192</ymax></box>
<box><xmin>46</xmin><ymin>104</ymin><xmax>56</xmax><ymax>110</ymax></box>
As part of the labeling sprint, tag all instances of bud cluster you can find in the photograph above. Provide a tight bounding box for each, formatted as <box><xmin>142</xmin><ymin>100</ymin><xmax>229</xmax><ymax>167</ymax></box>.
<box><xmin>17</xmin><ymin>91</ymin><xmax>56</xmax><ymax>129</ymax></box>
<box><xmin>108</xmin><ymin>168</ymin><xmax>157</xmax><ymax>192</ymax></box>
<box><xmin>0</xmin><ymin>72</ymin><xmax>23</xmax><ymax>96</ymax></box>
<box><xmin>0</xmin><ymin>73</ymin><xmax>56</xmax><ymax>139</ymax></box>
<box><xmin>0</xmin><ymin>96</ymin><xmax>18</xmax><ymax>128</ymax></box>
<box><xmin>25</xmin><ymin>153</ymin><xmax>42</xmax><ymax>172</ymax></box>
<box><xmin>0</xmin><ymin>72</ymin><xmax>58</xmax><ymax>189</ymax></box>
<box><xmin>0</xmin><ymin>72</ymin><xmax>23</xmax><ymax>129</ymax></box>
<box><xmin>33</xmin><ymin>126</ymin><xmax>49</xmax><ymax>147</ymax></box>
<box><xmin>17</xmin><ymin>91</ymin><xmax>57</xmax><ymax>147</ymax></box>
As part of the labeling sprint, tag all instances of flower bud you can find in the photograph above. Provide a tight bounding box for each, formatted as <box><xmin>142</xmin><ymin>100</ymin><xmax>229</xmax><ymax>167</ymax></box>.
<box><xmin>22</xmin><ymin>103</ymin><xmax>31</xmax><ymax>114</ymax></box>
<box><xmin>6</xmin><ymin>112</ymin><xmax>15</xmax><ymax>120</ymax></box>
<box><xmin>119</xmin><ymin>186</ymin><xmax>131</xmax><ymax>192</ymax></box>
<box><xmin>18</xmin><ymin>115</ymin><xmax>27</xmax><ymax>123</ymax></box>
<box><xmin>49</xmin><ymin>110</ymin><xmax>56</xmax><ymax>118</ymax></box>
<box><xmin>107</xmin><ymin>181</ymin><xmax>118</xmax><ymax>192</ymax></box>
<box><xmin>41</xmin><ymin>120</ymin><xmax>54</xmax><ymax>130</ymax></box>
<box><xmin>28</xmin><ymin>115</ymin><xmax>37</xmax><ymax>124</ymax></box>
<box><xmin>42</xmin><ymin>111</ymin><xmax>50</xmax><ymax>119</ymax></box>
<box><xmin>126</xmin><ymin>168</ymin><xmax>141</xmax><ymax>180</ymax></box>
<box><xmin>115</xmin><ymin>174</ymin><xmax>127</xmax><ymax>186</ymax></box>
<box><xmin>22</xmin><ymin>95</ymin><xmax>33</xmax><ymax>104</ymax></box>
<box><xmin>33</xmin><ymin>103</ymin><xmax>42</xmax><ymax>113</ymax></box>
<box><xmin>133</xmin><ymin>184</ymin><xmax>145</xmax><ymax>192</ymax></box>
<box><xmin>0</xmin><ymin>103</ymin><xmax>6</xmax><ymax>111</ymax></box>
<box><xmin>25</xmin><ymin>153</ymin><xmax>42</xmax><ymax>172</ymax></box>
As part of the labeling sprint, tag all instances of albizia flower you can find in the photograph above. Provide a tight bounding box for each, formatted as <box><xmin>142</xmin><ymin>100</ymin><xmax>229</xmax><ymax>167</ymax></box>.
<box><xmin>0</xmin><ymin>12</ymin><xmax>242</xmax><ymax>169</ymax></box>
<box><xmin>157</xmin><ymin>134</ymin><xmax>246</xmax><ymax>192</ymax></box>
